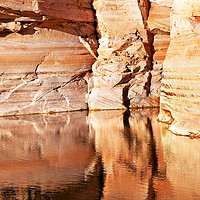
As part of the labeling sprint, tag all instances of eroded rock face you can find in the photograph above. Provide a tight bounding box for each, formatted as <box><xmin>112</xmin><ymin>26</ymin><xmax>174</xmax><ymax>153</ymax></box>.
<box><xmin>87</xmin><ymin>0</ymin><xmax>167</xmax><ymax>110</ymax></box>
<box><xmin>0</xmin><ymin>0</ymin><xmax>98</xmax><ymax>115</ymax></box>
<box><xmin>0</xmin><ymin>0</ymin><xmax>171</xmax><ymax>115</ymax></box>
<box><xmin>1</xmin><ymin>0</ymin><xmax>199</xmax><ymax>137</ymax></box>
<box><xmin>148</xmin><ymin>0</ymin><xmax>172</xmax><ymax>64</ymax></box>
<box><xmin>159</xmin><ymin>0</ymin><xmax>200</xmax><ymax>135</ymax></box>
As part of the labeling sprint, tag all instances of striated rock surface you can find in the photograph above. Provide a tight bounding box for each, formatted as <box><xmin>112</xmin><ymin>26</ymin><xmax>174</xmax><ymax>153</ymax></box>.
<box><xmin>0</xmin><ymin>0</ymin><xmax>170</xmax><ymax>115</ymax></box>
<box><xmin>148</xmin><ymin>0</ymin><xmax>172</xmax><ymax>64</ymax></box>
<box><xmin>159</xmin><ymin>0</ymin><xmax>200</xmax><ymax>135</ymax></box>
<box><xmin>0</xmin><ymin>0</ymin><xmax>98</xmax><ymax>116</ymax></box>
<box><xmin>87</xmin><ymin>0</ymin><xmax>162</xmax><ymax>110</ymax></box>
<box><xmin>0</xmin><ymin>0</ymin><xmax>199</xmax><ymax>137</ymax></box>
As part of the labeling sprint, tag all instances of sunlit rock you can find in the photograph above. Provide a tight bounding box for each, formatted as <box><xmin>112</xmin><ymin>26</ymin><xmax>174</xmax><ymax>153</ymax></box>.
<box><xmin>0</xmin><ymin>0</ymin><xmax>98</xmax><ymax>116</ymax></box>
<box><xmin>0</xmin><ymin>0</ymin><xmax>199</xmax><ymax>137</ymax></box>
<box><xmin>148</xmin><ymin>0</ymin><xmax>171</xmax><ymax>63</ymax></box>
<box><xmin>88</xmin><ymin>0</ymin><xmax>161</xmax><ymax>110</ymax></box>
<box><xmin>159</xmin><ymin>0</ymin><xmax>200</xmax><ymax>135</ymax></box>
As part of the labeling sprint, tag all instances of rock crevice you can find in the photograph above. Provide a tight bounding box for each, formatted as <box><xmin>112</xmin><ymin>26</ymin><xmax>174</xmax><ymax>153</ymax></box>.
<box><xmin>87</xmin><ymin>0</ymin><xmax>163</xmax><ymax>110</ymax></box>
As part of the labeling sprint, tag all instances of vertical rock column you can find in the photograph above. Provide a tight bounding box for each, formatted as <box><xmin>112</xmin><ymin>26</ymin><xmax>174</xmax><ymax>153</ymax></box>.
<box><xmin>88</xmin><ymin>0</ymin><xmax>162</xmax><ymax>110</ymax></box>
<box><xmin>159</xmin><ymin>0</ymin><xmax>200</xmax><ymax>135</ymax></box>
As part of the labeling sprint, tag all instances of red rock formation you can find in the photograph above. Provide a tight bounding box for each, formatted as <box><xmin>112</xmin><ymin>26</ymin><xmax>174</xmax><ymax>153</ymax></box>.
<box><xmin>88</xmin><ymin>0</ymin><xmax>162</xmax><ymax>110</ymax></box>
<box><xmin>0</xmin><ymin>0</ymin><xmax>199</xmax><ymax>136</ymax></box>
<box><xmin>0</xmin><ymin>0</ymin><xmax>170</xmax><ymax>114</ymax></box>
<box><xmin>0</xmin><ymin>0</ymin><xmax>98</xmax><ymax>115</ymax></box>
<box><xmin>159</xmin><ymin>0</ymin><xmax>200</xmax><ymax>135</ymax></box>
<box><xmin>148</xmin><ymin>0</ymin><xmax>172</xmax><ymax>63</ymax></box>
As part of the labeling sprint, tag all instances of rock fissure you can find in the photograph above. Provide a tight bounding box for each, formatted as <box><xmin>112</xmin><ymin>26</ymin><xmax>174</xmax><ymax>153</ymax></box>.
<box><xmin>87</xmin><ymin>0</ymin><xmax>162</xmax><ymax>110</ymax></box>
<box><xmin>34</xmin><ymin>53</ymin><xmax>50</xmax><ymax>77</ymax></box>
<box><xmin>31</xmin><ymin>69</ymin><xmax>92</xmax><ymax>103</ymax></box>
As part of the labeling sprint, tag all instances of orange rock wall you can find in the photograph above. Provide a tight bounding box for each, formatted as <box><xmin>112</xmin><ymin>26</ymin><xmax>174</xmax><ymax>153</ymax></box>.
<box><xmin>0</xmin><ymin>0</ymin><xmax>169</xmax><ymax>115</ymax></box>
<box><xmin>88</xmin><ymin>0</ymin><xmax>164</xmax><ymax>110</ymax></box>
<box><xmin>158</xmin><ymin>0</ymin><xmax>200</xmax><ymax>135</ymax></box>
<box><xmin>0</xmin><ymin>0</ymin><xmax>199</xmax><ymax>136</ymax></box>
<box><xmin>0</xmin><ymin>0</ymin><xmax>98</xmax><ymax>115</ymax></box>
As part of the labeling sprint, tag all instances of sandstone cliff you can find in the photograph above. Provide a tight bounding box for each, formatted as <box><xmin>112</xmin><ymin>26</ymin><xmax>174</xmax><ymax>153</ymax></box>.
<box><xmin>0</xmin><ymin>0</ymin><xmax>98</xmax><ymax>115</ymax></box>
<box><xmin>0</xmin><ymin>0</ymin><xmax>199</xmax><ymax>136</ymax></box>
<box><xmin>158</xmin><ymin>0</ymin><xmax>200</xmax><ymax>136</ymax></box>
<box><xmin>88</xmin><ymin>0</ymin><xmax>164</xmax><ymax>110</ymax></box>
<box><xmin>0</xmin><ymin>0</ymin><xmax>169</xmax><ymax>115</ymax></box>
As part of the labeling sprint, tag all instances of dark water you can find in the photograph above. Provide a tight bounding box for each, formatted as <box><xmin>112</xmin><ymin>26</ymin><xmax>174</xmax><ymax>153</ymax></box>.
<box><xmin>0</xmin><ymin>109</ymin><xmax>200</xmax><ymax>200</ymax></box>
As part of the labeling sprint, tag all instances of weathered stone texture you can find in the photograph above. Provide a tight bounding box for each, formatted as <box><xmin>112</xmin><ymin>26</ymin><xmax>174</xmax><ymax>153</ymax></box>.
<box><xmin>159</xmin><ymin>0</ymin><xmax>200</xmax><ymax>135</ymax></box>
<box><xmin>0</xmin><ymin>0</ymin><xmax>98</xmax><ymax>115</ymax></box>
<box><xmin>0</xmin><ymin>0</ymin><xmax>171</xmax><ymax>115</ymax></box>
<box><xmin>1</xmin><ymin>0</ymin><xmax>199</xmax><ymax>137</ymax></box>
<box><xmin>148</xmin><ymin>1</ymin><xmax>171</xmax><ymax>63</ymax></box>
<box><xmin>88</xmin><ymin>0</ymin><xmax>163</xmax><ymax>110</ymax></box>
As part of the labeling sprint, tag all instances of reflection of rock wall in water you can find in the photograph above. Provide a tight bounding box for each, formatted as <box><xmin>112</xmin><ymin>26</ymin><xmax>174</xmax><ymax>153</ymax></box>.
<box><xmin>88</xmin><ymin>109</ymin><xmax>173</xmax><ymax>199</ymax></box>
<box><xmin>0</xmin><ymin>112</ymin><xmax>94</xmax><ymax>186</ymax></box>
<box><xmin>0</xmin><ymin>110</ymin><xmax>200</xmax><ymax>199</ymax></box>
<box><xmin>0</xmin><ymin>111</ymin><xmax>103</xmax><ymax>199</ymax></box>
<box><xmin>161</xmin><ymin>124</ymin><xmax>200</xmax><ymax>199</ymax></box>
<box><xmin>89</xmin><ymin>110</ymin><xmax>200</xmax><ymax>199</ymax></box>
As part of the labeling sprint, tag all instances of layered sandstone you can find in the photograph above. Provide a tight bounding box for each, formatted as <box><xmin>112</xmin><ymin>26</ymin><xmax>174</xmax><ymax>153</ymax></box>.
<box><xmin>0</xmin><ymin>0</ymin><xmax>199</xmax><ymax>136</ymax></box>
<box><xmin>87</xmin><ymin>0</ymin><xmax>163</xmax><ymax>110</ymax></box>
<box><xmin>0</xmin><ymin>0</ymin><xmax>170</xmax><ymax>114</ymax></box>
<box><xmin>159</xmin><ymin>0</ymin><xmax>200</xmax><ymax>135</ymax></box>
<box><xmin>0</xmin><ymin>0</ymin><xmax>98</xmax><ymax>116</ymax></box>
<box><xmin>148</xmin><ymin>0</ymin><xmax>172</xmax><ymax>63</ymax></box>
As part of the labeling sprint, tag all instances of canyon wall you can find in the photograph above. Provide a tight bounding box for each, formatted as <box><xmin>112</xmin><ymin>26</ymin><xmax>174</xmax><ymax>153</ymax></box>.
<box><xmin>0</xmin><ymin>0</ymin><xmax>170</xmax><ymax>115</ymax></box>
<box><xmin>158</xmin><ymin>0</ymin><xmax>200</xmax><ymax>136</ymax></box>
<box><xmin>88</xmin><ymin>0</ymin><xmax>167</xmax><ymax>109</ymax></box>
<box><xmin>0</xmin><ymin>0</ymin><xmax>98</xmax><ymax>115</ymax></box>
<box><xmin>0</xmin><ymin>0</ymin><xmax>200</xmax><ymax>136</ymax></box>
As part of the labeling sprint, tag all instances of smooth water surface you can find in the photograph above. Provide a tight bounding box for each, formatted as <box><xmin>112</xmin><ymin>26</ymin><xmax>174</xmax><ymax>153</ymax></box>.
<box><xmin>0</xmin><ymin>109</ymin><xmax>200</xmax><ymax>200</ymax></box>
